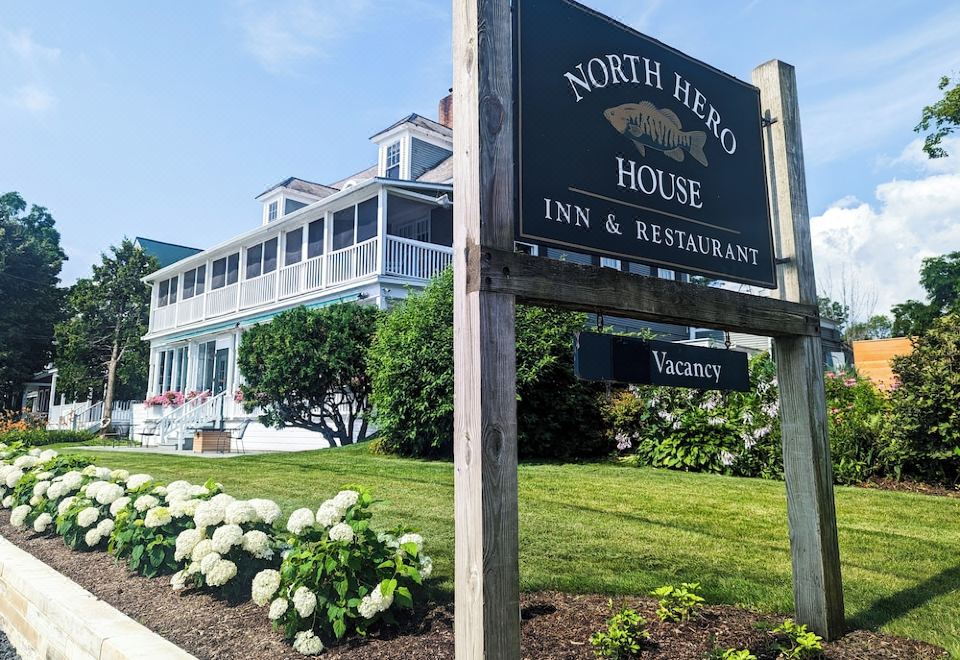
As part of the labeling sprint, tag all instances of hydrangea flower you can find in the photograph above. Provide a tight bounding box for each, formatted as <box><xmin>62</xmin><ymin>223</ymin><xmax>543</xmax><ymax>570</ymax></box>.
<box><xmin>206</xmin><ymin>559</ymin><xmax>238</xmax><ymax>587</ymax></box>
<box><xmin>194</xmin><ymin>499</ymin><xmax>226</xmax><ymax>528</ymax></box>
<box><xmin>200</xmin><ymin>552</ymin><xmax>222</xmax><ymax>575</ymax></box>
<box><xmin>110</xmin><ymin>469</ymin><xmax>130</xmax><ymax>482</ymax></box>
<box><xmin>332</xmin><ymin>489</ymin><xmax>360</xmax><ymax>511</ymax></box>
<box><xmin>241</xmin><ymin>530</ymin><xmax>273</xmax><ymax>560</ymax></box>
<box><xmin>38</xmin><ymin>449</ymin><xmax>58</xmax><ymax>463</ymax></box>
<box><xmin>293</xmin><ymin>586</ymin><xmax>317</xmax><ymax>618</ymax></box>
<box><xmin>134</xmin><ymin>495</ymin><xmax>160</xmax><ymax>512</ymax></box>
<box><xmin>2</xmin><ymin>495</ymin><xmax>14</xmax><ymax>508</ymax></box>
<box><xmin>328</xmin><ymin>522</ymin><xmax>354</xmax><ymax>543</ymax></box>
<box><xmin>248</xmin><ymin>498</ymin><xmax>281</xmax><ymax>525</ymax></box>
<box><xmin>169</xmin><ymin>498</ymin><xmax>200</xmax><ymax>519</ymax></box>
<box><xmin>77</xmin><ymin>507</ymin><xmax>100</xmax><ymax>528</ymax></box>
<box><xmin>109</xmin><ymin>496</ymin><xmax>131</xmax><ymax>517</ymax></box>
<box><xmin>33</xmin><ymin>480</ymin><xmax>50</xmax><ymax>498</ymax></box>
<box><xmin>33</xmin><ymin>513</ymin><xmax>53</xmax><ymax>533</ymax></box>
<box><xmin>211</xmin><ymin>524</ymin><xmax>244</xmax><ymax>553</ymax></box>
<box><xmin>13</xmin><ymin>456</ymin><xmax>38</xmax><ymax>470</ymax></box>
<box><xmin>293</xmin><ymin>630</ymin><xmax>324</xmax><ymax>655</ymax></box>
<box><xmin>251</xmin><ymin>569</ymin><xmax>281</xmax><ymax>606</ymax></box>
<box><xmin>126</xmin><ymin>474</ymin><xmax>153</xmax><ymax>491</ymax></box>
<box><xmin>191</xmin><ymin>539</ymin><xmax>215</xmax><ymax>563</ymax></box>
<box><xmin>398</xmin><ymin>533</ymin><xmax>424</xmax><ymax>554</ymax></box>
<box><xmin>315</xmin><ymin>501</ymin><xmax>342</xmax><ymax>528</ymax></box>
<box><xmin>268</xmin><ymin>598</ymin><xmax>289</xmax><ymax>620</ymax></box>
<box><xmin>286</xmin><ymin>508</ymin><xmax>315</xmax><ymax>535</ymax></box>
<box><xmin>5</xmin><ymin>468</ymin><xmax>24</xmax><ymax>488</ymax></box>
<box><xmin>358</xmin><ymin>584</ymin><xmax>393</xmax><ymax>619</ymax></box>
<box><xmin>84</xmin><ymin>529</ymin><xmax>102</xmax><ymax>547</ymax></box>
<box><xmin>170</xmin><ymin>570</ymin><xmax>187</xmax><ymax>591</ymax></box>
<box><xmin>10</xmin><ymin>504</ymin><xmax>31</xmax><ymax>528</ymax></box>
<box><xmin>224</xmin><ymin>501</ymin><xmax>257</xmax><ymax>525</ymax></box>
<box><xmin>96</xmin><ymin>483</ymin><xmax>125</xmax><ymax>505</ymax></box>
<box><xmin>145</xmin><ymin>507</ymin><xmax>173</xmax><ymax>528</ymax></box>
<box><xmin>420</xmin><ymin>555</ymin><xmax>433</xmax><ymax>579</ymax></box>
<box><xmin>58</xmin><ymin>496</ymin><xmax>76</xmax><ymax>516</ymax></box>
<box><xmin>84</xmin><ymin>481</ymin><xmax>107</xmax><ymax>500</ymax></box>
<box><xmin>175</xmin><ymin>529</ymin><xmax>202</xmax><ymax>561</ymax></box>
<box><xmin>96</xmin><ymin>518</ymin><xmax>115</xmax><ymax>537</ymax></box>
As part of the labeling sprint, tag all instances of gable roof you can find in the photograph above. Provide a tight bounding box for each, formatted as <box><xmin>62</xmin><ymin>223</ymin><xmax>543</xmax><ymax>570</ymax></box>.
<box><xmin>134</xmin><ymin>237</ymin><xmax>202</xmax><ymax>269</ymax></box>
<box><xmin>327</xmin><ymin>163</ymin><xmax>379</xmax><ymax>191</ymax></box>
<box><xmin>417</xmin><ymin>155</ymin><xmax>453</xmax><ymax>183</ymax></box>
<box><xmin>255</xmin><ymin>177</ymin><xmax>340</xmax><ymax>201</ymax></box>
<box><xmin>370</xmin><ymin>113</ymin><xmax>453</xmax><ymax>141</ymax></box>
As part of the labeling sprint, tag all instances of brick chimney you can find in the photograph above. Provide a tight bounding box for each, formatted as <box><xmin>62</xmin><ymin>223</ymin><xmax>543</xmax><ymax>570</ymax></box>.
<box><xmin>438</xmin><ymin>91</ymin><xmax>453</xmax><ymax>128</ymax></box>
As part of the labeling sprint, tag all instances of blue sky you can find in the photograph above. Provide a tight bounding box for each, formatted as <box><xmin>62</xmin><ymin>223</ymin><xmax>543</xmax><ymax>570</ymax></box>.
<box><xmin>2</xmin><ymin>0</ymin><xmax>959</xmax><ymax>316</ymax></box>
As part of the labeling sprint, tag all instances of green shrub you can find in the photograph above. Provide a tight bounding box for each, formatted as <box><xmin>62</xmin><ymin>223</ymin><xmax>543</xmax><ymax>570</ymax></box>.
<box><xmin>884</xmin><ymin>314</ymin><xmax>960</xmax><ymax>482</ymax></box>
<box><xmin>590</xmin><ymin>601</ymin><xmax>649</xmax><ymax>659</ymax></box>
<box><xmin>651</xmin><ymin>581</ymin><xmax>705</xmax><ymax>622</ymax></box>
<box><xmin>369</xmin><ymin>268</ymin><xmax>608</xmax><ymax>459</ymax></box>
<box><xmin>611</xmin><ymin>354</ymin><xmax>782</xmax><ymax>478</ymax></box>
<box><xmin>709</xmin><ymin>650</ymin><xmax>757</xmax><ymax>660</ymax></box>
<box><xmin>773</xmin><ymin>618</ymin><xmax>823</xmax><ymax>659</ymax></box>
<box><xmin>823</xmin><ymin>369</ymin><xmax>888</xmax><ymax>484</ymax></box>
<box><xmin>0</xmin><ymin>428</ymin><xmax>97</xmax><ymax>447</ymax></box>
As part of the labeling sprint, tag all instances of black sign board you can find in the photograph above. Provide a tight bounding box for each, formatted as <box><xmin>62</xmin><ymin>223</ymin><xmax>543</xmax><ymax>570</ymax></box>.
<box><xmin>574</xmin><ymin>332</ymin><xmax>750</xmax><ymax>391</ymax></box>
<box><xmin>515</xmin><ymin>0</ymin><xmax>776</xmax><ymax>288</ymax></box>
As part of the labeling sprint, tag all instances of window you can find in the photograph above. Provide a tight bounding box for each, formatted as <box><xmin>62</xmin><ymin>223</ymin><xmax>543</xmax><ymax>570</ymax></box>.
<box><xmin>514</xmin><ymin>242</ymin><xmax>539</xmax><ymax>256</ymax></box>
<box><xmin>169</xmin><ymin>276</ymin><xmax>178</xmax><ymax>304</ymax></box>
<box><xmin>246</xmin><ymin>243</ymin><xmax>262</xmax><ymax>279</ymax></box>
<box><xmin>211</xmin><ymin>253</ymin><xmax>240</xmax><ymax>289</ymax></box>
<box><xmin>158</xmin><ymin>280</ymin><xmax>170</xmax><ymax>307</ymax></box>
<box><xmin>307</xmin><ymin>219</ymin><xmax>324</xmax><ymax>258</ymax></box>
<box><xmin>196</xmin><ymin>341</ymin><xmax>216</xmax><ymax>392</ymax></box>
<box><xmin>285</xmin><ymin>228</ymin><xmax>303</xmax><ymax>266</ymax></box>
<box><xmin>246</xmin><ymin>238</ymin><xmax>278</xmax><ymax>279</ymax></box>
<box><xmin>182</xmin><ymin>266</ymin><xmax>206</xmax><ymax>299</ymax></box>
<box><xmin>356</xmin><ymin>197</ymin><xmax>378</xmax><ymax>242</ymax></box>
<box><xmin>175</xmin><ymin>347</ymin><xmax>188</xmax><ymax>392</ymax></box>
<box><xmin>600</xmin><ymin>257</ymin><xmax>621</xmax><ymax>270</ymax></box>
<box><xmin>268</xmin><ymin>201</ymin><xmax>278</xmax><ymax>222</ymax></box>
<box><xmin>385</xmin><ymin>141</ymin><xmax>401</xmax><ymax>179</ymax></box>
<box><xmin>386</xmin><ymin>194</ymin><xmax>432</xmax><ymax>242</ymax></box>
<box><xmin>333</xmin><ymin>207</ymin><xmax>355</xmax><ymax>251</ymax></box>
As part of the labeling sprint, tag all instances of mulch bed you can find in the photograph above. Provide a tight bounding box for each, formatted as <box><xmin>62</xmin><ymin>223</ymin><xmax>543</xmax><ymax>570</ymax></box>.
<box><xmin>860</xmin><ymin>478</ymin><xmax>960</xmax><ymax>499</ymax></box>
<box><xmin>0</xmin><ymin>511</ymin><xmax>948</xmax><ymax>659</ymax></box>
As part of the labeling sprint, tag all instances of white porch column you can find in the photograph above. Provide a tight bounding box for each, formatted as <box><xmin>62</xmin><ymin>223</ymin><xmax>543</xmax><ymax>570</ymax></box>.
<box><xmin>377</xmin><ymin>187</ymin><xmax>388</xmax><ymax>276</ymax></box>
<box><xmin>48</xmin><ymin>369</ymin><xmax>59</xmax><ymax>412</ymax></box>
<box><xmin>146</xmin><ymin>347</ymin><xmax>158</xmax><ymax>397</ymax></box>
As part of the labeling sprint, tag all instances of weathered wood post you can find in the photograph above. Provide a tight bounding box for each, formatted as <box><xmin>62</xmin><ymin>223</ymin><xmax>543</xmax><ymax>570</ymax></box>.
<box><xmin>753</xmin><ymin>59</ymin><xmax>845</xmax><ymax>640</ymax></box>
<box><xmin>452</xmin><ymin>0</ymin><xmax>522</xmax><ymax>658</ymax></box>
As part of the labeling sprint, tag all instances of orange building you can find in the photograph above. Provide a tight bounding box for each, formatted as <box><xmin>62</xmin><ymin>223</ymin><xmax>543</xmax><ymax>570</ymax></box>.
<box><xmin>852</xmin><ymin>338</ymin><xmax>914</xmax><ymax>390</ymax></box>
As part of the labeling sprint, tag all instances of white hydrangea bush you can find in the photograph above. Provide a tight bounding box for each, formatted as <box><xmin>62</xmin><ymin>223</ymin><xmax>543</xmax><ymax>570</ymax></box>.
<box><xmin>258</xmin><ymin>487</ymin><xmax>431</xmax><ymax>654</ymax></box>
<box><xmin>110</xmin><ymin>477</ymin><xmax>225</xmax><ymax>578</ymax></box>
<box><xmin>54</xmin><ymin>468</ymin><xmax>135</xmax><ymax>550</ymax></box>
<box><xmin>170</xmin><ymin>494</ymin><xmax>281</xmax><ymax>598</ymax></box>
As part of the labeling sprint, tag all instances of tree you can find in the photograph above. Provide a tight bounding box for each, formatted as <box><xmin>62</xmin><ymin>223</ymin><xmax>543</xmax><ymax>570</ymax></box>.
<box><xmin>236</xmin><ymin>303</ymin><xmax>380</xmax><ymax>446</ymax></box>
<box><xmin>846</xmin><ymin>314</ymin><xmax>893</xmax><ymax>341</ymax></box>
<box><xmin>368</xmin><ymin>268</ymin><xmax>608</xmax><ymax>460</ymax></box>
<box><xmin>54</xmin><ymin>239</ymin><xmax>157</xmax><ymax>429</ymax></box>
<box><xmin>891</xmin><ymin>252</ymin><xmax>960</xmax><ymax>336</ymax></box>
<box><xmin>916</xmin><ymin>75</ymin><xmax>960</xmax><ymax>158</ymax></box>
<box><xmin>0</xmin><ymin>192</ymin><xmax>65</xmax><ymax>410</ymax></box>
<box><xmin>817</xmin><ymin>296</ymin><xmax>849</xmax><ymax>330</ymax></box>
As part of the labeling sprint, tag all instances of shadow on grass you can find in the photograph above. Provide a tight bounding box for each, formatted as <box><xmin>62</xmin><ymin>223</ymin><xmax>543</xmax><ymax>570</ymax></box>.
<box><xmin>849</xmin><ymin>564</ymin><xmax>960</xmax><ymax>631</ymax></box>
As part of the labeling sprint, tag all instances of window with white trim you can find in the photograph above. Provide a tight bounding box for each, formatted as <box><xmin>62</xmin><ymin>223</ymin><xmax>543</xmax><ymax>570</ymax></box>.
<box><xmin>285</xmin><ymin>228</ymin><xmax>303</xmax><ymax>266</ymax></box>
<box><xmin>182</xmin><ymin>266</ymin><xmax>206</xmax><ymax>300</ymax></box>
<box><xmin>245</xmin><ymin>238</ymin><xmax>278</xmax><ymax>279</ymax></box>
<box><xmin>268</xmin><ymin>201</ymin><xmax>278</xmax><ymax>222</ymax></box>
<box><xmin>385</xmin><ymin>141</ymin><xmax>401</xmax><ymax>179</ymax></box>
<box><xmin>211</xmin><ymin>253</ymin><xmax>240</xmax><ymax>289</ymax></box>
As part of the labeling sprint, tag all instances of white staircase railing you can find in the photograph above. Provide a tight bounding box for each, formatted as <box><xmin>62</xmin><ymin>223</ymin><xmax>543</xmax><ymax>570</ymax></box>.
<box><xmin>154</xmin><ymin>392</ymin><xmax>227</xmax><ymax>450</ymax></box>
<box><xmin>66</xmin><ymin>401</ymin><xmax>104</xmax><ymax>432</ymax></box>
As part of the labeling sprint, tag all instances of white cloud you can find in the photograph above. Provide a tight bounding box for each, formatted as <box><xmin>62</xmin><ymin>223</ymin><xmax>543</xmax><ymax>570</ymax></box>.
<box><xmin>3</xmin><ymin>28</ymin><xmax>60</xmax><ymax>64</ymax></box>
<box><xmin>811</xmin><ymin>140</ymin><xmax>960</xmax><ymax>315</ymax></box>
<box><xmin>11</xmin><ymin>84</ymin><xmax>57</xmax><ymax>113</ymax></box>
<box><xmin>237</xmin><ymin>0</ymin><xmax>370</xmax><ymax>74</ymax></box>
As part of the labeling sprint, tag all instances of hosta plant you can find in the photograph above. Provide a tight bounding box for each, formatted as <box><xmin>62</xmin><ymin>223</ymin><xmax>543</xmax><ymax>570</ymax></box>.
<box><xmin>254</xmin><ymin>487</ymin><xmax>431</xmax><ymax>654</ymax></box>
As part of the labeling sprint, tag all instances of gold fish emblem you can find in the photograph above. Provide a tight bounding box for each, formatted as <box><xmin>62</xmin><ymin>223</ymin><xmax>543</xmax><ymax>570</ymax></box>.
<box><xmin>604</xmin><ymin>102</ymin><xmax>708</xmax><ymax>167</ymax></box>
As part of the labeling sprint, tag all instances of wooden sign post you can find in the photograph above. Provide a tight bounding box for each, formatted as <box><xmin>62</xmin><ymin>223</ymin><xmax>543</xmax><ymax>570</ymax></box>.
<box><xmin>452</xmin><ymin>2</ymin><xmax>843</xmax><ymax>658</ymax></box>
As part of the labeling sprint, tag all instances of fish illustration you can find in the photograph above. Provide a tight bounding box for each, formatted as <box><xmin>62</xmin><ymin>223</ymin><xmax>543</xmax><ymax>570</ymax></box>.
<box><xmin>604</xmin><ymin>102</ymin><xmax>709</xmax><ymax>167</ymax></box>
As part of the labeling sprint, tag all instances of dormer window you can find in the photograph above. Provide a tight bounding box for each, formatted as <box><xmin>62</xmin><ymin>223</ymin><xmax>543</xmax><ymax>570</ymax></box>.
<box><xmin>268</xmin><ymin>201</ymin><xmax>279</xmax><ymax>222</ymax></box>
<box><xmin>386</xmin><ymin>142</ymin><xmax>401</xmax><ymax>179</ymax></box>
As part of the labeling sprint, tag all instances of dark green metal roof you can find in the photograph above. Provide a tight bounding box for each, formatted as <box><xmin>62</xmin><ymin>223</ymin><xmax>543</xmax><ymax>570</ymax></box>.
<box><xmin>134</xmin><ymin>237</ymin><xmax>202</xmax><ymax>269</ymax></box>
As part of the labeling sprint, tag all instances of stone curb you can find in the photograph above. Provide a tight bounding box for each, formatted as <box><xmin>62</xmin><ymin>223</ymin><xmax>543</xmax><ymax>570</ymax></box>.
<box><xmin>0</xmin><ymin>534</ymin><xmax>197</xmax><ymax>660</ymax></box>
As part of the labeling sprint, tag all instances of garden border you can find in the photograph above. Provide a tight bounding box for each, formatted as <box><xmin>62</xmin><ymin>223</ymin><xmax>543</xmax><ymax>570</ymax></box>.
<box><xmin>0</xmin><ymin>534</ymin><xmax>196</xmax><ymax>660</ymax></box>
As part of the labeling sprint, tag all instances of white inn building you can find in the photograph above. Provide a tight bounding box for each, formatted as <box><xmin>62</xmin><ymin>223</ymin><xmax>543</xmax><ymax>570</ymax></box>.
<box><xmin>132</xmin><ymin>96</ymin><xmax>847</xmax><ymax>452</ymax></box>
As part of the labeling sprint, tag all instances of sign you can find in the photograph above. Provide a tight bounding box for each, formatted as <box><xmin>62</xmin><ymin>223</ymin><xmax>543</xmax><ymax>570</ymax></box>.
<box><xmin>574</xmin><ymin>332</ymin><xmax>750</xmax><ymax>391</ymax></box>
<box><xmin>515</xmin><ymin>0</ymin><xmax>776</xmax><ymax>288</ymax></box>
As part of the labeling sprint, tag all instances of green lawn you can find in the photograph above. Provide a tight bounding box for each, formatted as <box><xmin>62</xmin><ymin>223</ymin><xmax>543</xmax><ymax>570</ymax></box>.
<box><xmin>60</xmin><ymin>444</ymin><xmax>960</xmax><ymax>656</ymax></box>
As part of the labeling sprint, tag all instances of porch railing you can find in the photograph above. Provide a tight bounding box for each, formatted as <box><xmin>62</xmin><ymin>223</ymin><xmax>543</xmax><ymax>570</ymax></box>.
<box><xmin>150</xmin><ymin>236</ymin><xmax>452</xmax><ymax>333</ymax></box>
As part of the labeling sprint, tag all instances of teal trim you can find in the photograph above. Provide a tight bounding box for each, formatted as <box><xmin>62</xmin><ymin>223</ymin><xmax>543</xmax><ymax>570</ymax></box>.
<box><xmin>154</xmin><ymin>293</ymin><xmax>363</xmax><ymax>343</ymax></box>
